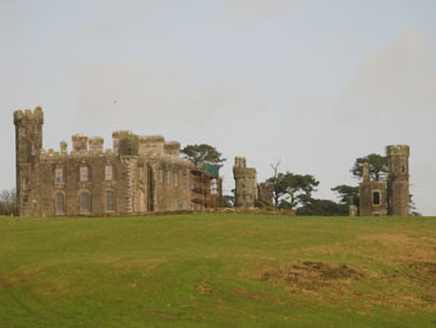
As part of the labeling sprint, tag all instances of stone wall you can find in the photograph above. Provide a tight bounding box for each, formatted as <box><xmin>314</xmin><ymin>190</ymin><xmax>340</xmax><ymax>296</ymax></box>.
<box><xmin>14</xmin><ymin>107</ymin><xmax>221</xmax><ymax>217</ymax></box>
<box><xmin>233</xmin><ymin>157</ymin><xmax>257</xmax><ymax>209</ymax></box>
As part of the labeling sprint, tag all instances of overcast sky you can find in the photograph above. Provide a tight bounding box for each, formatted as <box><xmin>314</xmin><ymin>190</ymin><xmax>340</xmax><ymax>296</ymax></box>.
<box><xmin>1</xmin><ymin>0</ymin><xmax>436</xmax><ymax>215</ymax></box>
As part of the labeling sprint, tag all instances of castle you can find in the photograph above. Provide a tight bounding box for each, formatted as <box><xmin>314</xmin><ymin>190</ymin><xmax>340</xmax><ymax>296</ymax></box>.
<box><xmin>13</xmin><ymin>107</ymin><xmax>411</xmax><ymax>217</ymax></box>
<box><xmin>357</xmin><ymin>145</ymin><xmax>410</xmax><ymax>216</ymax></box>
<box><xmin>14</xmin><ymin>107</ymin><xmax>222</xmax><ymax>217</ymax></box>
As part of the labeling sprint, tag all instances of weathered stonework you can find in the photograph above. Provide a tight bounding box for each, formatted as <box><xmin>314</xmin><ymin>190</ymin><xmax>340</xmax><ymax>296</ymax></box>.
<box><xmin>358</xmin><ymin>145</ymin><xmax>410</xmax><ymax>217</ymax></box>
<box><xmin>14</xmin><ymin>107</ymin><xmax>221</xmax><ymax>217</ymax></box>
<box><xmin>387</xmin><ymin>145</ymin><xmax>410</xmax><ymax>216</ymax></box>
<box><xmin>233</xmin><ymin>157</ymin><xmax>257</xmax><ymax>208</ymax></box>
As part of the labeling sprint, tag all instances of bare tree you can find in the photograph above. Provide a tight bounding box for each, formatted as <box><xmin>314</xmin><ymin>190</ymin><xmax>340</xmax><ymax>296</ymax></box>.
<box><xmin>0</xmin><ymin>189</ymin><xmax>16</xmax><ymax>216</ymax></box>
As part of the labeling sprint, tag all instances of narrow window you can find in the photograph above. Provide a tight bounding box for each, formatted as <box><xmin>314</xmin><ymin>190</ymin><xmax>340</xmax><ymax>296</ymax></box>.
<box><xmin>80</xmin><ymin>167</ymin><xmax>89</xmax><ymax>182</ymax></box>
<box><xmin>80</xmin><ymin>192</ymin><xmax>90</xmax><ymax>213</ymax></box>
<box><xmin>138</xmin><ymin>167</ymin><xmax>143</xmax><ymax>182</ymax></box>
<box><xmin>211</xmin><ymin>179</ymin><xmax>218</xmax><ymax>195</ymax></box>
<box><xmin>402</xmin><ymin>165</ymin><xmax>406</xmax><ymax>173</ymax></box>
<box><xmin>158</xmin><ymin>168</ymin><xmax>163</xmax><ymax>184</ymax></box>
<box><xmin>373</xmin><ymin>191</ymin><xmax>381</xmax><ymax>205</ymax></box>
<box><xmin>175</xmin><ymin>200</ymin><xmax>178</xmax><ymax>211</ymax></box>
<box><xmin>55</xmin><ymin>193</ymin><xmax>65</xmax><ymax>214</ymax></box>
<box><xmin>105</xmin><ymin>165</ymin><xmax>113</xmax><ymax>181</ymax></box>
<box><xmin>106</xmin><ymin>191</ymin><xmax>115</xmax><ymax>212</ymax></box>
<box><xmin>55</xmin><ymin>168</ymin><xmax>64</xmax><ymax>184</ymax></box>
<box><xmin>165</xmin><ymin>170</ymin><xmax>170</xmax><ymax>185</ymax></box>
<box><xmin>183</xmin><ymin>172</ymin><xmax>188</xmax><ymax>190</ymax></box>
<box><xmin>173</xmin><ymin>170</ymin><xmax>178</xmax><ymax>187</ymax></box>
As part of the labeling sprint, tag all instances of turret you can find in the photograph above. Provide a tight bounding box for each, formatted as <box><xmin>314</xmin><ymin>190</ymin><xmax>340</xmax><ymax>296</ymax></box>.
<box><xmin>387</xmin><ymin>145</ymin><xmax>410</xmax><ymax>216</ymax></box>
<box><xmin>233</xmin><ymin>157</ymin><xmax>257</xmax><ymax>208</ymax></box>
<box><xmin>13</xmin><ymin>106</ymin><xmax>44</xmax><ymax>216</ymax></box>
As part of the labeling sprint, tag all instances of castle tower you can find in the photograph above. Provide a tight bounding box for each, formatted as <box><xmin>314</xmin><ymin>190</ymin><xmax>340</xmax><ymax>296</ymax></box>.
<box><xmin>387</xmin><ymin>145</ymin><xmax>410</xmax><ymax>216</ymax></box>
<box><xmin>233</xmin><ymin>157</ymin><xmax>257</xmax><ymax>208</ymax></box>
<box><xmin>13</xmin><ymin>107</ymin><xmax>44</xmax><ymax>216</ymax></box>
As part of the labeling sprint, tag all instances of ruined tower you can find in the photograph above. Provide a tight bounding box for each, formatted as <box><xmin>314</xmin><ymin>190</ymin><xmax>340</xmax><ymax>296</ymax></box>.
<box><xmin>387</xmin><ymin>145</ymin><xmax>410</xmax><ymax>216</ymax></box>
<box><xmin>14</xmin><ymin>107</ymin><xmax>44</xmax><ymax>216</ymax></box>
<box><xmin>233</xmin><ymin>157</ymin><xmax>257</xmax><ymax>208</ymax></box>
<box><xmin>359</xmin><ymin>162</ymin><xmax>388</xmax><ymax>216</ymax></box>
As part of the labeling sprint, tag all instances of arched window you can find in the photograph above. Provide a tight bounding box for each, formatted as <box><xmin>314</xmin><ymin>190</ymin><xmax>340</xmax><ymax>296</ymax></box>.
<box><xmin>55</xmin><ymin>192</ymin><xmax>65</xmax><ymax>214</ymax></box>
<box><xmin>80</xmin><ymin>191</ymin><xmax>90</xmax><ymax>213</ymax></box>
<box><xmin>106</xmin><ymin>190</ymin><xmax>115</xmax><ymax>212</ymax></box>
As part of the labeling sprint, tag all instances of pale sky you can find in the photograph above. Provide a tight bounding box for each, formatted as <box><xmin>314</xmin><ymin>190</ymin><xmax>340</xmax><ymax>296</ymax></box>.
<box><xmin>1</xmin><ymin>0</ymin><xmax>436</xmax><ymax>215</ymax></box>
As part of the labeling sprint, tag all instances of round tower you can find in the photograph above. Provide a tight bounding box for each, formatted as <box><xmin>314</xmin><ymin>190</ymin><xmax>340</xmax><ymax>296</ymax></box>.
<box><xmin>386</xmin><ymin>145</ymin><xmax>410</xmax><ymax>216</ymax></box>
<box><xmin>13</xmin><ymin>107</ymin><xmax>44</xmax><ymax>216</ymax></box>
<box><xmin>233</xmin><ymin>157</ymin><xmax>257</xmax><ymax>208</ymax></box>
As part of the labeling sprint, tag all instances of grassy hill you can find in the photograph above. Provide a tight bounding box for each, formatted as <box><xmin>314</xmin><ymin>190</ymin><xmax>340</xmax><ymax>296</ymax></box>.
<box><xmin>1</xmin><ymin>214</ymin><xmax>436</xmax><ymax>327</ymax></box>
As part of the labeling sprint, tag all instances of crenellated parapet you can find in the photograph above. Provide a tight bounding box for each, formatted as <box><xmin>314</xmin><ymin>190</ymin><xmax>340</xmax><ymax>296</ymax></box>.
<box><xmin>13</xmin><ymin>106</ymin><xmax>44</xmax><ymax>126</ymax></box>
<box><xmin>386</xmin><ymin>145</ymin><xmax>410</xmax><ymax>157</ymax></box>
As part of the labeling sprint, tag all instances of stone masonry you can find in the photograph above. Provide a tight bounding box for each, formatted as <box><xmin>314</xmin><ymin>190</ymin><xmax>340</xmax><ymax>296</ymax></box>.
<box><xmin>233</xmin><ymin>157</ymin><xmax>257</xmax><ymax>208</ymax></box>
<box><xmin>14</xmin><ymin>107</ymin><xmax>221</xmax><ymax>217</ymax></box>
<box><xmin>359</xmin><ymin>145</ymin><xmax>410</xmax><ymax>216</ymax></box>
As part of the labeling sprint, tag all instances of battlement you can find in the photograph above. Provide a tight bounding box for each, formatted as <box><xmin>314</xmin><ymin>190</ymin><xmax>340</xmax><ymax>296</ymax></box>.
<box><xmin>89</xmin><ymin>137</ymin><xmax>104</xmax><ymax>153</ymax></box>
<box><xmin>386</xmin><ymin>145</ymin><xmax>410</xmax><ymax>157</ymax></box>
<box><xmin>234</xmin><ymin>157</ymin><xmax>247</xmax><ymax>168</ymax></box>
<box><xmin>164</xmin><ymin>142</ymin><xmax>181</xmax><ymax>157</ymax></box>
<box><xmin>233</xmin><ymin>166</ymin><xmax>256</xmax><ymax>179</ymax></box>
<box><xmin>39</xmin><ymin>147</ymin><xmax>115</xmax><ymax>160</ymax></box>
<box><xmin>13</xmin><ymin>106</ymin><xmax>44</xmax><ymax>125</ymax></box>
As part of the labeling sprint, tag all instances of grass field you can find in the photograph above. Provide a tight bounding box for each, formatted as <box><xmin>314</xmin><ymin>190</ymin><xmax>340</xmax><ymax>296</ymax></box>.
<box><xmin>1</xmin><ymin>214</ymin><xmax>436</xmax><ymax>327</ymax></box>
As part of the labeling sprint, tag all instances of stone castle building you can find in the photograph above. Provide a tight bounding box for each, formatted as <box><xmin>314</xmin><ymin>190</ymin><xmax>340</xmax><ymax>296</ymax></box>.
<box><xmin>359</xmin><ymin>145</ymin><xmax>410</xmax><ymax>216</ymax></box>
<box><xmin>14</xmin><ymin>107</ymin><xmax>222</xmax><ymax>217</ymax></box>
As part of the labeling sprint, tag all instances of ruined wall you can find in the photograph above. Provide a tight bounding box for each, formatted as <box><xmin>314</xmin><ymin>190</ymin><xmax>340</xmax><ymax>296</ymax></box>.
<box><xmin>233</xmin><ymin>157</ymin><xmax>257</xmax><ymax>209</ymax></box>
<box><xmin>359</xmin><ymin>163</ymin><xmax>388</xmax><ymax>216</ymax></box>
<box><xmin>154</xmin><ymin>158</ymin><xmax>192</xmax><ymax>212</ymax></box>
<box><xmin>387</xmin><ymin>145</ymin><xmax>410</xmax><ymax>216</ymax></box>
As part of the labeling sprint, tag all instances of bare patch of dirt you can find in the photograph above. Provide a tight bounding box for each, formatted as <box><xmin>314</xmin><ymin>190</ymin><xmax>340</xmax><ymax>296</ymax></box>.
<box><xmin>149</xmin><ymin>309</ymin><xmax>179</xmax><ymax>319</ymax></box>
<box><xmin>0</xmin><ymin>267</ymin><xmax>41</xmax><ymax>289</ymax></box>
<box><xmin>410</xmin><ymin>262</ymin><xmax>436</xmax><ymax>282</ymax></box>
<box><xmin>261</xmin><ymin>261</ymin><xmax>362</xmax><ymax>291</ymax></box>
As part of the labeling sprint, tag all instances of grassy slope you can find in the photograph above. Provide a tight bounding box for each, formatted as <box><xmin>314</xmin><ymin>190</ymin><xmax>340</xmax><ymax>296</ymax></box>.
<box><xmin>0</xmin><ymin>214</ymin><xmax>436</xmax><ymax>327</ymax></box>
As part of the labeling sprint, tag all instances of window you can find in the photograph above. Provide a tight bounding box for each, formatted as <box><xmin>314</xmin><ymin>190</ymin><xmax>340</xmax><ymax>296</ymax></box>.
<box><xmin>402</xmin><ymin>165</ymin><xmax>406</xmax><ymax>173</ymax></box>
<box><xmin>183</xmin><ymin>172</ymin><xmax>188</xmax><ymax>190</ymax></box>
<box><xmin>175</xmin><ymin>200</ymin><xmax>178</xmax><ymax>211</ymax></box>
<box><xmin>158</xmin><ymin>168</ymin><xmax>163</xmax><ymax>184</ymax></box>
<box><xmin>138</xmin><ymin>167</ymin><xmax>143</xmax><ymax>182</ymax></box>
<box><xmin>173</xmin><ymin>170</ymin><xmax>178</xmax><ymax>187</ymax></box>
<box><xmin>80</xmin><ymin>166</ymin><xmax>89</xmax><ymax>182</ymax></box>
<box><xmin>55</xmin><ymin>193</ymin><xmax>65</xmax><ymax>214</ymax></box>
<box><xmin>80</xmin><ymin>192</ymin><xmax>90</xmax><ymax>213</ymax></box>
<box><xmin>211</xmin><ymin>179</ymin><xmax>218</xmax><ymax>195</ymax></box>
<box><xmin>373</xmin><ymin>191</ymin><xmax>381</xmax><ymax>205</ymax></box>
<box><xmin>106</xmin><ymin>191</ymin><xmax>115</xmax><ymax>212</ymax></box>
<box><xmin>165</xmin><ymin>170</ymin><xmax>170</xmax><ymax>185</ymax></box>
<box><xmin>105</xmin><ymin>165</ymin><xmax>113</xmax><ymax>181</ymax></box>
<box><xmin>55</xmin><ymin>168</ymin><xmax>64</xmax><ymax>184</ymax></box>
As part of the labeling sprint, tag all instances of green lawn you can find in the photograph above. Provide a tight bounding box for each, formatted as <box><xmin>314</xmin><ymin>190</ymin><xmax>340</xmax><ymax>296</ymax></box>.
<box><xmin>1</xmin><ymin>214</ymin><xmax>436</xmax><ymax>327</ymax></box>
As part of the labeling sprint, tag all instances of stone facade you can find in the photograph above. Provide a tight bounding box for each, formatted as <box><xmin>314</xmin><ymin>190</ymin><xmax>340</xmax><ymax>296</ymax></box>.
<box><xmin>233</xmin><ymin>157</ymin><xmax>257</xmax><ymax>208</ymax></box>
<box><xmin>358</xmin><ymin>145</ymin><xmax>410</xmax><ymax>216</ymax></box>
<box><xmin>387</xmin><ymin>145</ymin><xmax>410</xmax><ymax>216</ymax></box>
<box><xmin>14</xmin><ymin>107</ymin><xmax>221</xmax><ymax>217</ymax></box>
